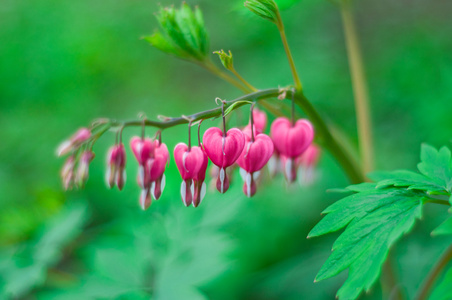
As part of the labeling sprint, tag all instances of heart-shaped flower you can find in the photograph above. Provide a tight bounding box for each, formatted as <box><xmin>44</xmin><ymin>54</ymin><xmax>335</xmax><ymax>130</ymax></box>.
<box><xmin>203</xmin><ymin>127</ymin><xmax>245</xmax><ymax>193</ymax></box>
<box><xmin>270</xmin><ymin>117</ymin><xmax>314</xmax><ymax>158</ymax></box>
<box><xmin>296</xmin><ymin>144</ymin><xmax>320</xmax><ymax>185</ymax></box>
<box><xmin>174</xmin><ymin>143</ymin><xmax>205</xmax><ymax>206</ymax></box>
<box><xmin>149</xmin><ymin>141</ymin><xmax>169</xmax><ymax>200</ymax></box>
<box><xmin>236</xmin><ymin>130</ymin><xmax>274</xmax><ymax>197</ymax></box>
<box><xmin>130</xmin><ymin>137</ymin><xmax>155</xmax><ymax>188</ymax></box>
<box><xmin>106</xmin><ymin>143</ymin><xmax>126</xmax><ymax>190</ymax></box>
<box><xmin>192</xmin><ymin>147</ymin><xmax>209</xmax><ymax>207</ymax></box>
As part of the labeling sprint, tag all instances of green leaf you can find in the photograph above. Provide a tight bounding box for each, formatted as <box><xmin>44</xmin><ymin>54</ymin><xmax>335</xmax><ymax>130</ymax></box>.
<box><xmin>432</xmin><ymin>216</ymin><xmax>452</xmax><ymax>236</ymax></box>
<box><xmin>308</xmin><ymin>188</ymin><xmax>423</xmax><ymax>300</ymax></box>
<box><xmin>244</xmin><ymin>0</ymin><xmax>280</xmax><ymax>25</ymax></box>
<box><xmin>144</xmin><ymin>4</ymin><xmax>209</xmax><ymax>62</ymax></box>
<box><xmin>1</xmin><ymin>202</ymin><xmax>88</xmax><ymax>298</ymax></box>
<box><xmin>368</xmin><ymin>170</ymin><xmax>446</xmax><ymax>194</ymax></box>
<box><xmin>430</xmin><ymin>265</ymin><xmax>452</xmax><ymax>300</ymax></box>
<box><xmin>224</xmin><ymin>100</ymin><xmax>253</xmax><ymax>117</ymax></box>
<box><xmin>417</xmin><ymin>144</ymin><xmax>452</xmax><ymax>192</ymax></box>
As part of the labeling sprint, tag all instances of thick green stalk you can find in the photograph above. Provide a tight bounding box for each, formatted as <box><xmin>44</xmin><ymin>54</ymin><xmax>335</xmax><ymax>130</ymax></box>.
<box><xmin>416</xmin><ymin>245</ymin><xmax>452</xmax><ymax>300</ymax></box>
<box><xmin>113</xmin><ymin>88</ymin><xmax>364</xmax><ymax>183</ymax></box>
<box><xmin>276</xmin><ymin>13</ymin><xmax>302</xmax><ymax>91</ymax></box>
<box><xmin>340</xmin><ymin>0</ymin><xmax>374</xmax><ymax>174</ymax></box>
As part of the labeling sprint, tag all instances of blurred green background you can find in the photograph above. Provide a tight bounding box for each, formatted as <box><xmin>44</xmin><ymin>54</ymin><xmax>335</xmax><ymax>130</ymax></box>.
<box><xmin>1</xmin><ymin>0</ymin><xmax>452</xmax><ymax>299</ymax></box>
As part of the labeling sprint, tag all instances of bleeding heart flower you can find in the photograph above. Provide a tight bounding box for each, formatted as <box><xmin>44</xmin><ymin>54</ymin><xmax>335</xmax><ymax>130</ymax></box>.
<box><xmin>76</xmin><ymin>150</ymin><xmax>95</xmax><ymax>188</ymax></box>
<box><xmin>139</xmin><ymin>188</ymin><xmax>152</xmax><ymax>210</ymax></box>
<box><xmin>106</xmin><ymin>143</ymin><xmax>126</xmax><ymax>190</ymax></box>
<box><xmin>270</xmin><ymin>117</ymin><xmax>314</xmax><ymax>158</ymax></box>
<box><xmin>280</xmin><ymin>155</ymin><xmax>297</xmax><ymax>183</ymax></box>
<box><xmin>296</xmin><ymin>144</ymin><xmax>321</xmax><ymax>185</ymax></box>
<box><xmin>57</xmin><ymin>128</ymin><xmax>91</xmax><ymax>156</ymax></box>
<box><xmin>236</xmin><ymin>131</ymin><xmax>274</xmax><ymax>197</ymax></box>
<box><xmin>61</xmin><ymin>156</ymin><xmax>75</xmax><ymax>190</ymax></box>
<box><xmin>149</xmin><ymin>141</ymin><xmax>169</xmax><ymax>200</ymax></box>
<box><xmin>192</xmin><ymin>147</ymin><xmax>209</xmax><ymax>207</ymax></box>
<box><xmin>174</xmin><ymin>143</ymin><xmax>205</xmax><ymax>206</ymax></box>
<box><xmin>130</xmin><ymin>137</ymin><xmax>155</xmax><ymax>188</ymax></box>
<box><xmin>203</xmin><ymin>127</ymin><xmax>245</xmax><ymax>193</ymax></box>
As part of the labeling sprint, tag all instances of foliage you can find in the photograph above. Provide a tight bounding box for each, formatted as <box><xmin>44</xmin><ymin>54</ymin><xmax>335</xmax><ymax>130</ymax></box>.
<box><xmin>1</xmin><ymin>0</ymin><xmax>452</xmax><ymax>299</ymax></box>
<box><xmin>244</xmin><ymin>0</ymin><xmax>280</xmax><ymax>25</ymax></box>
<box><xmin>143</xmin><ymin>3</ymin><xmax>209</xmax><ymax>63</ymax></box>
<box><xmin>309</xmin><ymin>145</ymin><xmax>452</xmax><ymax>299</ymax></box>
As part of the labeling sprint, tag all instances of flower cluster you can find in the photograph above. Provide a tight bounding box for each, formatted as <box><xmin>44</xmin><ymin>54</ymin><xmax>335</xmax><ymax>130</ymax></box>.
<box><xmin>57</xmin><ymin>107</ymin><xmax>320</xmax><ymax>210</ymax></box>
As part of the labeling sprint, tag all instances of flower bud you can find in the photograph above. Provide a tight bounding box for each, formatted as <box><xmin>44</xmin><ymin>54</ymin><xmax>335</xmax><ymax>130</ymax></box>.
<box><xmin>61</xmin><ymin>156</ymin><xmax>75</xmax><ymax>190</ymax></box>
<box><xmin>57</xmin><ymin>128</ymin><xmax>91</xmax><ymax>156</ymax></box>
<box><xmin>106</xmin><ymin>143</ymin><xmax>126</xmax><ymax>190</ymax></box>
<box><xmin>76</xmin><ymin>151</ymin><xmax>95</xmax><ymax>188</ymax></box>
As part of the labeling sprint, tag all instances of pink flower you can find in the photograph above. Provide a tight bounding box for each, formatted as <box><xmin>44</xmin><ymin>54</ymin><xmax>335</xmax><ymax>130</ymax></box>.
<box><xmin>192</xmin><ymin>147</ymin><xmax>209</xmax><ymax>207</ymax></box>
<box><xmin>296</xmin><ymin>144</ymin><xmax>321</xmax><ymax>185</ymax></box>
<box><xmin>270</xmin><ymin>117</ymin><xmax>314</xmax><ymax>183</ymax></box>
<box><xmin>174</xmin><ymin>143</ymin><xmax>205</xmax><ymax>206</ymax></box>
<box><xmin>106</xmin><ymin>143</ymin><xmax>126</xmax><ymax>190</ymax></box>
<box><xmin>130</xmin><ymin>137</ymin><xmax>155</xmax><ymax>189</ymax></box>
<box><xmin>61</xmin><ymin>155</ymin><xmax>75</xmax><ymax>190</ymax></box>
<box><xmin>148</xmin><ymin>140</ymin><xmax>169</xmax><ymax>200</ymax></box>
<box><xmin>76</xmin><ymin>151</ymin><xmax>95</xmax><ymax>188</ymax></box>
<box><xmin>236</xmin><ymin>130</ymin><xmax>274</xmax><ymax>197</ymax></box>
<box><xmin>270</xmin><ymin>117</ymin><xmax>314</xmax><ymax>157</ymax></box>
<box><xmin>57</xmin><ymin>128</ymin><xmax>91</xmax><ymax>156</ymax></box>
<box><xmin>203</xmin><ymin>127</ymin><xmax>245</xmax><ymax>193</ymax></box>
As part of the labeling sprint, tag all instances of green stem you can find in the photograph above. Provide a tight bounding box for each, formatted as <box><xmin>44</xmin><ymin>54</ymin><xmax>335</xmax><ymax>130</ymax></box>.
<box><xmin>276</xmin><ymin>12</ymin><xmax>302</xmax><ymax>91</ymax></box>
<box><xmin>340</xmin><ymin>0</ymin><xmax>374</xmax><ymax>174</ymax></box>
<box><xmin>111</xmin><ymin>88</ymin><xmax>364</xmax><ymax>183</ymax></box>
<box><xmin>202</xmin><ymin>60</ymin><xmax>251</xmax><ymax>93</ymax></box>
<box><xmin>291</xmin><ymin>90</ymin><xmax>363</xmax><ymax>183</ymax></box>
<box><xmin>230</xmin><ymin>67</ymin><xmax>258</xmax><ymax>92</ymax></box>
<box><xmin>416</xmin><ymin>245</ymin><xmax>452</xmax><ymax>300</ymax></box>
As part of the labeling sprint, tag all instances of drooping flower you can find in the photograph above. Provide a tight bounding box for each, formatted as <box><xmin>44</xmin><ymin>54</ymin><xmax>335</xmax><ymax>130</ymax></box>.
<box><xmin>106</xmin><ymin>143</ymin><xmax>126</xmax><ymax>190</ymax></box>
<box><xmin>192</xmin><ymin>147</ymin><xmax>209</xmax><ymax>207</ymax></box>
<box><xmin>203</xmin><ymin>127</ymin><xmax>245</xmax><ymax>193</ymax></box>
<box><xmin>296</xmin><ymin>144</ymin><xmax>321</xmax><ymax>185</ymax></box>
<box><xmin>57</xmin><ymin>128</ymin><xmax>91</xmax><ymax>156</ymax></box>
<box><xmin>61</xmin><ymin>155</ymin><xmax>75</xmax><ymax>190</ymax></box>
<box><xmin>149</xmin><ymin>140</ymin><xmax>169</xmax><ymax>200</ymax></box>
<box><xmin>174</xmin><ymin>143</ymin><xmax>205</xmax><ymax>206</ymax></box>
<box><xmin>236</xmin><ymin>127</ymin><xmax>274</xmax><ymax>197</ymax></box>
<box><xmin>270</xmin><ymin>117</ymin><xmax>314</xmax><ymax>182</ymax></box>
<box><xmin>76</xmin><ymin>150</ymin><xmax>95</xmax><ymax>188</ymax></box>
<box><xmin>130</xmin><ymin>137</ymin><xmax>155</xmax><ymax>189</ymax></box>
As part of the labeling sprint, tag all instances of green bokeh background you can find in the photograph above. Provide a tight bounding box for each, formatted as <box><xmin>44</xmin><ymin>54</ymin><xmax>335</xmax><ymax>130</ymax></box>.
<box><xmin>1</xmin><ymin>0</ymin><xmax>452</xmax><ymax>299</ymax></box>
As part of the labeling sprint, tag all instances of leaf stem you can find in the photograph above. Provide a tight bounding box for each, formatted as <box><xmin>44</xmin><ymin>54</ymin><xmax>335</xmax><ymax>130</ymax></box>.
<box><xmin>416</xmin><ymin>245</ymin><xmax>452</xmax><ymax>300</ymax></box>
<box><xmin>340</xmin><ymin>0</ymin><xmax>374</xmax><ymax>174</ymax></box>
<box><xmin>230</xmin><ymin>67</ymin><xmax>258</xmax><ymax>92</ymax></box>
<box><xmin>276</xmin><ymin>12</ymin><xmax>302</xmax><ymax>91</ymax></box>
<box><xmin>202</xmin><ymin>60</ymin><xmax>251</xmax><ymax>93</ymax></box>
